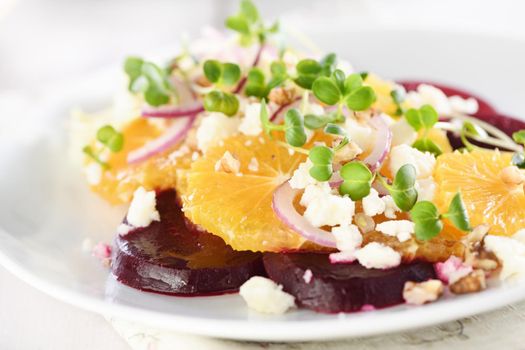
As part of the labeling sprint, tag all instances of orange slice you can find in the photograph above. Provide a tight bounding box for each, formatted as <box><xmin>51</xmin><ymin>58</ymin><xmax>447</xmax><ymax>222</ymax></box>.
<box><xmin>182</xmin><ymin>134</ymin><xmax>316</xmax><ymax>252</ymax></box>
<box><xmin>434</xmin><ymin>149</ymin><xmax>525</xmax><ymax>238</ymax></box>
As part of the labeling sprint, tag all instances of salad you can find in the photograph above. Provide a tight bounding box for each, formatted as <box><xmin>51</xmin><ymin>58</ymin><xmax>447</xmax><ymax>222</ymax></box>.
<box><xmin>76</xmin><ymin>0</ymin><xmax>525</xmax><ymax>314</ymax></box>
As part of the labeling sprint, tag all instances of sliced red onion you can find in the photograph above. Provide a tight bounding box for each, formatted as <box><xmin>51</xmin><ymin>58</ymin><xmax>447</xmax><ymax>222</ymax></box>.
<box><xmin>328</xmin><ymin>171</ymin><xmax>343</xmax><ymax>188</ymax></box>
<box><xmin>272</xmin><ymin>182</ymin><xmax>337</xmax><ymax>248</ymax></box>
<box><xmin>127</xmin><ymin>116</ymin><xmax>196</xmax><ymax>164</ymax></box>
<box><xmin>372</xmin><ymin>181</ymin><xmax>390</xmax><ymax>196</ymax></box>
<box><xmin>142</xmin><ymin>102</ymin><xmax>204</xmax><ymax>118</ymax></box>
<box><xmin>363</xmin><ymin>115</ymin><xmax>392</xmax><ymax>171</ymax></box>
<box><xmin>269</xmin><ymin>97</ymin><xmax>302</xmax><ymax>122</ymax></box>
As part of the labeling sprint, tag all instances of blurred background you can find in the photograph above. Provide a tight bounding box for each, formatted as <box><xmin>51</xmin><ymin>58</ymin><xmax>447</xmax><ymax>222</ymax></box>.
<box><xmin>0</xmin><ymin>0</ymin><xmax>524</xmax><ymax>93</ymax></box>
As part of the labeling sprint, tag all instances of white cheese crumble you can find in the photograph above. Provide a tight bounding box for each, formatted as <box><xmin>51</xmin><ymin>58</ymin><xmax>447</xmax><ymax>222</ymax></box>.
<box><xmin>117</xmin><ymin>223</ymin><xmax>133</xmax><ymax>236</ymax></box>
<box><xmin>362</xmin><ymin>189</ymin><xmax>386</xmax><ymax>217</ymax></box>
<box><xmin>196</xmin><ymin>112</ymin><xmax>241</xmax><ymax>152</ymax></box>
<box><xmin>376</xmin><ymin>220</ymin><xmax>415</xmax><ymax>242</ymax></box>
<box><xmin>406</xmin><ymin>84</ymin><xmax>451</xmax><ymax>115</ymax></box>
<box><xmin>304</xmin><ymin>193</ymin><xmax>355</xmax><ymax>227</ymax></box>
<box><xmin>248</xmin><ymin>157</ymin><xmax>259</xmax><ymax>173</ymax></box>
<box><xmin>448</xmin><ymin>95</ymin><xmax>479</xmax><ymax>115</ymax></box>
<box><xmin>389</xmin><ymin>144</ymin><xmax>436</xmax><ymax>179</ymax></box>
<box><xmin>289</xmin><ymin>160</ymin><xmax>317</xmax><ymax>189</ymax></box>
<box><xmin>239</xmin><ymin>276</ymin><xmax>295</xmax><ymax>314</ymax></box>
<box><xmin>239</xmin><ymin>102</ymin><xmax>265</xmax><ymax>136</ymax></box>
<box><xmin>332</xmin><ymin>224</ymin><xmax>363</xmax><ymax>252</ymax></box>
<box><xmin>126</xmin><ymin>187</ymin><xmax>160</xmax><ymax>228</ymax></box>
<box><xmin>484</xmin><ymin>235</ymin><xmax>525</xmax><ymax>282</ymax></box>
<box><xmin>84</xmin><ymin>162</ymin><xmax>103</xmax><ymax>185</ymax></box>
<box><xmin>354</xmin><ymin>242</ymin><xmax>401</xmax><ymax>269</ymax></box>
<box><xmin>390</xmin><ymin>118</ymin><xmax>418</xmax><ymax>147</ymax></box>
<box><xmin>415</xmin><ymin>178</ymin><xmax>437</xmax><ymax>202</ymax></box>
<box><xmin>382</xmin><ymin>195</ymin><xmax>401</xmax><ymax>219</ymax></box>
<box><xmin>344</xmin><ymin>118</ymin><xmax>374</xmax><ymax>152</ymax></box>
<box><xmin>303</xmin><ymin>269</ymin><xmax>313</xmax><ymax>284</ymax></box>
<box><xmin>300</xmin><ymin>182</ymin><xmax>332</xmax><ymax>207</ymax></box>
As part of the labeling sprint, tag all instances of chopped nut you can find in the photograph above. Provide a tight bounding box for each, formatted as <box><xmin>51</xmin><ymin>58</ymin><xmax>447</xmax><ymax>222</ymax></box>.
<box><xmin>268</xmin><ymin>87</ymin><xmax>296</xmax><ymax>106</ymax></box>
<box><xmin>194</xmin><ymin>75</ymin><xmax>212</xmax><ymax>87</ymax></box>
<box><xmin>214</xmin><ymin>151</ymin><xmax>241</xmax><ymax>174</ymax></box>
<box><xmin>333</xmin><ymin>141</ymin><xmax>362</xmax><ymax>164</ymax></box>
<box><xmin>463</xmin><ymin>224</ymin><xmax>490</xmax><ymax>247</ymax></box>
<box><xmin>499</xmin><ymin>165</ymin><xmax>525</xmax><ymax>186</ymax></box>
<box><xmin>403</xmin><ymin>279</ymin><xmax>444</xmax><ymax>305</ymax></box>
<box><xmin>449</xmin><ymin>269</ymin><xmax>486</xmax><ymax>294</ymax></box>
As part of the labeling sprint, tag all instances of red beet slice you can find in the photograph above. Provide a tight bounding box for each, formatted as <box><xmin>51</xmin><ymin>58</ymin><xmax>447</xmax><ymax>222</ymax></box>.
<box><xmin>112</xmin><ymin>190</ymin><xmax>265</xmax><ymax>296</ymax></box>
<box><xmin>398</xmin><ymin>80</ymin><xmax>497</xmax><ymax>116</ymax></box>
<box><xmin>263</xmin><ymin>253</ymin><xmax>436</xmax><ymax>313</ymax></box>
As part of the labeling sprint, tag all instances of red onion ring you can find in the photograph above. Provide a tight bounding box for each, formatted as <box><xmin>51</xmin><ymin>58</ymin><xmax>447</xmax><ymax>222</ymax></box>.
<box><xmin>269</xmin><ymin>97</ymin><xmax>302</xmax><ymax>122</ymax></box>
<box><xmin>328</xmin><ymin>171</ymin><xmax>343</xmax><ymax>188</ymax></box>
<box><xmin>142</xmin><ymin>102</ymin><xmax>204</xmax><ymax>118</ymax></box>
<box><xmin>363</xmin><ymin>115</ymin><xmax>392</xmax><ymax>171</ymax></box>
<box><xmin>272</xmin><ymin>182</ymin><xmax>337</xmax><ymax>248</ymax></box>
<box><xmin>127</xmin><ymin>116</ymin><xmax>196</xmax><ymax>164</ymax></box>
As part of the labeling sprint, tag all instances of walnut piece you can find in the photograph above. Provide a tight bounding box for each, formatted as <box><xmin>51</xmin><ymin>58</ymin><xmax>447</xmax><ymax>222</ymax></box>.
<box><xmin>403</xmin><ymin>279</ymin><xmax>444</xmax><ymax>305</ymax></box>
<box><xmin>333</xmin><ymin>141</ymin><xmax>362</xmax><ymax>164</ymax></box>
<box><xmin>214</xmin><ymin>151</ymin><xmax>241</xmax><ymax>174</ymax></box>
<box><xmin>449</xmin><ymin>269</ymin><xmax>486</xmax><ymax>294</ymax></box>
<box><xmin>268</xmin><ymin>87</ymin><xmax>296</xmax><ymax>106</ymax></box>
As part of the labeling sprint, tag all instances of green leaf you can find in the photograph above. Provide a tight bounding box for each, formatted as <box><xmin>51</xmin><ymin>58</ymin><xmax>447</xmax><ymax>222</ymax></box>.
<box><xmin>304</xmin><ymin>114</ymin><xmax>328</xmax><ymax>130</ymax></box>
<box><xmin>339</xmin><ymin>161</ymin><xmax>374</xmax><ymax>200</ymax></box>
<box><xmin>390</xmin><ymin>88</ymin><xmax>405</xmax><ymax>105</ymax></box>
<box><xmin>82</xmin><ymin>146</ymin><xmax>108</xmax><ymax>169</ymax></box>
<box><xmin>240</xmin><ymin>0</ymin><xmax>259</xmax><ymax>23</ymax></box>
<box><xmin>345</xmin><ymin>86</ymin><xmax>376</xmax><ymax>111</ymax></box>
<box><xmin>144</xmin><ymin>86</ymin><xmax>170</xmax><ymax>107</ymax></box>
<box><xmin>308</xmin><ymin>146</ymin><xmax>334</xmax><ymax>181</ymax></box>
<box><xmin>203</xmin><ymin>91</ymin><xmax>239</xmax><ymax>116</ymax></box>
<box><xmin>332</xmin><ymin>69</ymin><xmax>346</xmax><ymax>93</ymax></box>
<box><xmin>225</xmin><ymin>15</ymin><xmax>251</xmax><ymax>35</ymax></box>
<box><xmin>513</xmin><ymin>130</ymin><xmax>525</xmax><ymax>145</ymax></box>
<box><xmin>324</xmin><ymin>123</ymin><xmax>346</xmax><ymax>136</ymax></box>
<box><xmin>203</xmin><ymin>60</ymin><xmax>222</xmax><ymax>83</ymax></box>
<box><xmin>283</xmin><ymin>109</ymin><xmax>307</xmax><ymax>147</ymax></box>
<box><xmin>343</xmin><ymin>73</ymin><xmax>363</xmax><ymax>95</ymax></box>
<box><xmin>419</xmin><ymin>104</ymin><xmax>438</xmax><ymax>129</ymax></box>
<box><xmin>296</xmin><ymin>59</ymin><xmax>322</xmax><ymax>75</ymax></box>
<box><xmin>124</xmin><ymin>56</ymin><xmax>144</xmax><ymax>89</ymax></box>
<box><xmin>443</xmin><ymin>192</ymin><xmax>471</xmax><ymax>231</ymax></box>
<box><xmin>319</xmin><ymin>53</ymin><xmax>337</xmax><ymax>76</ymax></box>
<box><xmin>270</xmin><ymin>61</ymin><xmax>287</xmax><ymax>78</ymax></box>
<box><xmin>259</xmin><ymin>99</ymin><xmax>271</xmax><ymax>135</ymax></box>
<box><xmin>405</xmin><ymin>108</ymin><xmax>424</xmax><ymax>131</ymax></box>
<box><xmin>410</xmin><ymin>201</ymin><xmax>443</xmax><ymax>240</ymax></box>
<box><xmin>389</xmin><ymin>164</ymin><xmax>418</xmax><ymax>211</ymax></box>
<box><xmin>293</xmin><ymin>75</ymin><xmax>317</xmax><ymax>90</ymax></box>
<box><xmin>245</xmin><ymin>68</ymin><xmax>268</xmax><ymax>98</ymax></box>
<box><xmin>312</xmin><ymin>77</ymin><xmax>341</xmax><ymax>105</ymax></box>
<box><xmin>359</xmin><ymin>71</ymin><xmax>369</xmax><ymax>81</ymax></box>
<box><xmin>222</xmin><ymin>63</ymin><xmax>241</xmax><ymax>86</ymax></box>
<box><xmin>412</xmin><ymin>138</ymin><xmax>443</xmax><ymax>157</ymax></box>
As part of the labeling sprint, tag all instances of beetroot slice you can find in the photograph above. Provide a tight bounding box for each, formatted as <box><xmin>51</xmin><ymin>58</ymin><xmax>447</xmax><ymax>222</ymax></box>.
<box><xmin>398</xmin><ymin>80</ymin><xmax>497</xmax><ymax>116</ymax></box>
<box><xmin>112</xmin><ymin>190</ymin><xmax>265</xmax><ymax>296</ymax></box>
<box><xmin>263</xmin><ymin>253</ymin><xmax>436</xmax><ymax>313</ymax></box>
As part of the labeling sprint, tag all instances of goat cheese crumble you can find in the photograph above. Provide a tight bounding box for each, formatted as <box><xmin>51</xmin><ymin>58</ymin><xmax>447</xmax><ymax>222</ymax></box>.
<box><xmin>303</xmin><ymin>193</ymin><xmax>355</xmax><ymax>227</ymax></box>
<box><xmin>354</xmin><ymin>242</ymin><xmax>401</xmax><ymax>269</ymax></box>
<box><xmin>484</xmin><ymin>235</ymin><xmax>525</xmax><ymax>282</ymax></box>
<box><xmin>332</xmin><ymin>224</ymin><xmax>363</xmax><ymax>252</ymax></box>
<box><xmin>389</xmin><ymin>144</ymin><xmax>436</xmax><ymax>179</ymax></box>
<box><xmin>239</xmin><ymin>102</ymin><xmax>265</xmax><ymax>136</ymax></box>
<box><xmin>376</xmin><ymin>220</ymin><xmax>415</xmax><ymax>242</ymax></box>
<box><xmin>289</xmin><ymin>160</ymin><xmax>317</xmax><ymax>189</ymax></box>
<box><xmin>362</xmin><ymin>189</ymin><xmax>386</xmax><ymax>217</ymax></box>
<box><xmin>127</xmin><ymin>187</ymin><xmax>160</xmax><ymax>228</ymax></box>
<box><xmin>239</xmin><ymin>276</ymin><xmax>296</xmax><ymax>314</ymax></box>
<box><xmin>196</xmin><ymin>112</ymin><xmax>241</xmax><ymax>152</ymax></box>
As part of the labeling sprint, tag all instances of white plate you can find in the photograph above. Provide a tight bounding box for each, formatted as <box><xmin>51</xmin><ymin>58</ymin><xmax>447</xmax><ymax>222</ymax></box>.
<box><xmin>1</xmin><ymin>29</ymin><xmax>525</xmax><ymax>342</ymax></box>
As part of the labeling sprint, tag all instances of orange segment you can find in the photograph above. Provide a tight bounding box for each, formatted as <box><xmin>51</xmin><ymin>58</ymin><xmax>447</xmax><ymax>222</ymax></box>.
<box><xmin>90</xmin><ymin>118</ymin><xmax>193</xmax><ymax>204</ymax></box>
<box><xmin>424</xmin><ymin>128</ymin><xmax>453</xmax><ymax>153</ymax></box>
<box><xmin>434</xmin><ymin>149</ymin><xmax>525</xmax><ymax>237</ymax></box>
<box><xmin>182</xmin><ymin>134</ymin><xmax>312</xmax><ymax>252</ymax></box>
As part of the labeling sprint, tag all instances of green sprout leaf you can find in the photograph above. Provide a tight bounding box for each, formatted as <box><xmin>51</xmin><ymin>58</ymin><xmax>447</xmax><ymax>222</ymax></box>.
<box><xmin>203</xmin><ymin>60</ymin><xmax>241</xmax><ymax>86</ymax></box>
<box><xmin>343</xmin><ymin>74</ymin><xmax>363</xmax><ymax>94</ymax></box>
<box><xmin>513</xmin><ymin>130</ymin><xmax>525</xmax><ymax>145</ymax></box>
<box><xmin>410</xmin><ymin>201</ymin><xmax>443</xmax><ymax>240</ymax></box>
<box><xmin>312</xmin><ymin>77</ymin><xmax>341</xmax><ymax>105</ymax></box>
<box><xmin>82</xmin><ymin>146</ymin><xmax>108</xmax><ymax>169</ymax></box>
<box><xmin>225</xmin><ymin>0</ymin><xmax>277</xmax><ymax>45</ymax></box>
<box><xmin>405</xmin><ymin>104</ymin><xmax>438</xmax><ymax>131</ymax></box>
<box><xmin>124</xmin><ymin>57</ymin><xmax>145</xmax><ymax>90</ymax></box>
<box><xmin>240</xmin><ymin>0</ymin><xmax>259</xmax><ymax>22</ymax></box>
<box><xmin>412</xmin><ymin>138</ymin><xmax>442</xmax><ymax>157</ymax></box>
<box><xmin>245</xmin><ymin>68</ymin><xmax>267</xmax><ymax>98</ymax></box>
<box><xmin>96</xmin><ymin>125</ymin><xmax>124</xmax><ymax>152</ymax></box>
<box><xmin>345</xmin><ymin>86</ymin><xmax>376</xmax><ymax>111</ymax></box>
<box><xmin>389</xmin><ymin>164</ymin><xmax>418</xmax><ymax>211</ymax></box>
<box><xmin>283</xmin><ymin>109</ymin><xmax>307</xmax><ymax>147</ymax></box>
<box><xmin>303</xmin><ymin>112</ymin><xmax>341</xmax><ymax>130</ymax></box>
<box><xmin>442</xmin><ymin>192</ymin><xmax>471</xmax><ymax>231</ymax></box>
<box><xmin>460</xmin><ymin>121</ymin><xmax>481</xmax><ymax>152</ymax></box>
<box><xmin>203</xmin><ymin>91</ymin><xmax>239</xmax><ymax>116</ymax></box>
<box><xmin>319</xmin><ymin>53</ymin><xmax>337</xmax><ymax>77</ymax></box>
<box><xmin>203</xmin><ymin>60</ymin><xmax>222</xmax><ymax>83</ymax></box>
<box><xmin>308</xmin><ymin>146</ymin><xmax>334</xmax><ymax>181</ymax></box>
<box><xmin>390</xmin><ymin>88</ymin><xmax>405</xmax><ymax>116</ymax></box>
<box><xmin>339</xmin><ymin>161</ymin><xmax>374</xmax><ymax>200</ymax></box>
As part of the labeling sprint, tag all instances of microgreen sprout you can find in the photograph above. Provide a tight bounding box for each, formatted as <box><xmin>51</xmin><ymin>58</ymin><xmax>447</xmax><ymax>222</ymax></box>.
<box><xmin>259</xmin><ymin>100</ymin><xmax>307</xmax><ymax>147</ymax></box>
<box><xmin>308</xmin><ymin>145</ymin><xmax>334</xmax><ymax>181</ymax></box>
<box><xmin>293</xmin><ymin>53</ymin><xmax>337</xmax><ymax>90</ymax></box>
<box><xmin>390</xmin><ymin>87</ymin><xmax>406</xmax><ymax>116</ymax></box>
<box><xmin>201</xmin><ymin>60</ymin><xmax>242</xmax><ymax>116</ymax></box>
<box><xmin>83</xmin><ymin>125</ymin><xmax>124</xmax><ymax>169</ymax></box>
<box><xmin>339</xmin><ymin>161</ymin><xmax>374</xmax><ymax>200</ymax></box>
<box><xmin>459</xmin><ymin>121</ymin><xmax>481</xmax><ymax>152</ymax></box>
<box><xmin>304</xmin><ymin>112</ymin><xmax>343</xmax><ymax>130</ymax></box>
<box><xmin>312</xmin><ymin>69</ymin><xmax>376</xmax><ymax>115</ymax></box>
<box><xmin>512</xmin><ymin>130</ymin><xmax>525</xmax><ymax>168</ymax></box>
<box><xmin>377</xmin><ymin>164</ymin><xmax>418</xmax><ymax>212</ymax></box>
<box><xmin>410</xmin><ymin>192</ymin><xmax>470</xmax><ymax>240</ymax></box>
<box><xmin>324</xmin><ymin>123</ymin><xmax>349</xmax><ymax>151</ymax></box>
<box><xmin>245</xmin><ymin>61</ymin><xmax>287</xmax><ymax>98</ymax></box>
<box><xmin>225</xmin><ymin>0</ymin><xmax>279</xmax><ymax>45</ymax></box>
<box><xmin>405</xmin><ymin>104</ymin><xmax>442</xmax><ymax>156</ymax></box>
<box><xmin>124</xmin><ymin>57</ymin><xmax>176</xmax><ymax>107</ymax></box>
